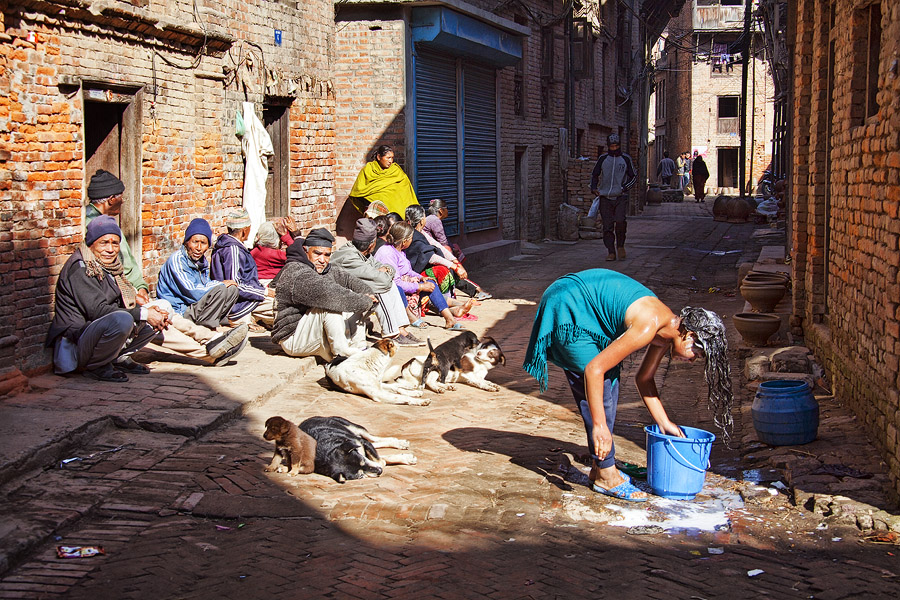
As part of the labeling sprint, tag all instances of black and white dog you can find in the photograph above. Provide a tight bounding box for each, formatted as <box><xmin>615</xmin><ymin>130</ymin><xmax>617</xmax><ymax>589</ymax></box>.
<box><xmin>299</xmin><ymin>416</ymin><xmax>416</xmax><ymax>483</ymax></box>
<box><xmin>385</xmin><ymin>335</ymin><xmax>506</xmax><ymax>393</ymax></box>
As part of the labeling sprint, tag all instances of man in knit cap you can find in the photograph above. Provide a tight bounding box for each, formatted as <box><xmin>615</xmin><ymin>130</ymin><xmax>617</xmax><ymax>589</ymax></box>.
<box><xmin>331</xmin><ymin>217</ymin><xmax>424</xmax><ymax>346</ymax></box>
<box><xmin>210</xmin><ymin>209</ymin><xmax>268</xmax><ymax>329</ymax></box>
<box><xmin>271</xmin><ymin>228</ymin><xmax>376</xmax><ymax>360</ymax></box>
<box><xmin>157</xmin><ymin>218</ymin><xmax>249</xmax><ymax>365</ymax></box>
<box><xmin>84</xmin><ymin>169</ymin><xmax>150</xmax><ymax>305</ymax></box>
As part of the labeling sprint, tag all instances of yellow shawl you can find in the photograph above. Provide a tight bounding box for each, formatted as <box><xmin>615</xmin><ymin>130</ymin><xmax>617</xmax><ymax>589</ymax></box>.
<box><xmin>348</xmin><ymin>161</ymin><xmax>419</xmax><ymax>215</ymax></box>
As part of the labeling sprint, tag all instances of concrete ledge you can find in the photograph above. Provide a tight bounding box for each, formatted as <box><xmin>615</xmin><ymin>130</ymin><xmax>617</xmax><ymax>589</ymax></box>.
<box><xmin>460</xmin><ymin>239</ymin><xmax>521</xmax><ymax>272</ymax></box>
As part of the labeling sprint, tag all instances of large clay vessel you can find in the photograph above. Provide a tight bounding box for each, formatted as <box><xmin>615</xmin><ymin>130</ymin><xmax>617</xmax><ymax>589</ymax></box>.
<box><xmin>647</xmin><ymin>185</ymin><xmax>663</xmax><ymax>205</ymax></box>
<box><xmin>712</xmin><ymin>195</ymin><xmax>729</xmax><ymax>221</ymax></box>
<box><xmin>740</xmin><ymin>282</ymin><xmax>787</xmax><ymax>312</ymax></box>
<box><xmin>742</xmin><ymin>272</ymin><xmax>790</xmax><ymax>286</ymax></box>
<box><xmin>733</xmin><ymin>313</ymin><xmax>781</xmax><ymax>346</ymax></box>
<box><xmin>726</xmin><ymin>196</ymin><xmax>752</xmax><ymax>222</ymax></box>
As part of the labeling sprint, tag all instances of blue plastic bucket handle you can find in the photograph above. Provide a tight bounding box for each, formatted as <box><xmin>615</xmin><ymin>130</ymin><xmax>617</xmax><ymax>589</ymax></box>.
<box><xmin>663</xmin><ymin>438</ymin><xmax>709</xmax><ymax>473</ymax></box>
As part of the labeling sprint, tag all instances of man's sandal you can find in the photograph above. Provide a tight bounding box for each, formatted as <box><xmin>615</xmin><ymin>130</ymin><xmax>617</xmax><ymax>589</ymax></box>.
<box><xmin>591</xmin><ymin>479</ymin><xmax>648</xmax><ymax>502</ymax></box>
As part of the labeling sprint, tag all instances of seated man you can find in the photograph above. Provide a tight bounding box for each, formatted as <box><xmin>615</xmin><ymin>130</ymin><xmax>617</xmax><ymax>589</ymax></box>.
<box><xmin>271</xmin><ymin>228</ymin><xmax>375</xmax><ymax>360</ymax></box>
<box><xmin>157</xmin><ymin>218</ymin><xmax>249</xmax><ymax>362</ymax></box>
<box><xmin>46</xmin><ymin>217</ymin><xmax>245</xmax><ymax>381</ymax></box>
<box><xmin>83</xmin><ymin>169</ymin><xmax>151</xmax><ymax>305</ymax></box>
<box><xmin>210</xmin><ymin>209</ymin><xmax>267</xmax><ymax>329</ymax></box>
<box><xmin>330</xmin><ymin>217</ymin><xmax>423</xmax><ymax>346</ymax></box>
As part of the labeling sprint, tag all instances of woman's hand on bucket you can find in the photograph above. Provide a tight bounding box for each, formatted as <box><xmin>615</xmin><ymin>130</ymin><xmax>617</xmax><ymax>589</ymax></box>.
<box><xmin>659</xmin><ymin>420</ymin><xmax>686</xmax><ymax>438</ymax></box>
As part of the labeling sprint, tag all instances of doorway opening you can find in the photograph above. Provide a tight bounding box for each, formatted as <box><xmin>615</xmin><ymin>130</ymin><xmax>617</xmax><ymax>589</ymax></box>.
<box><xmin>263</xmin><ymin>102</ymin><xmax>291</xmax><ymax>218</ymax></box>
<box><xmin>83</xmin><ymin>87</ymin><xmax>142</xmax><ymax>259</ymax></box>
<box><xmin>717</xmin><ymin>148</ymin><xmax>739</xmax><ymax>190</ymax></box>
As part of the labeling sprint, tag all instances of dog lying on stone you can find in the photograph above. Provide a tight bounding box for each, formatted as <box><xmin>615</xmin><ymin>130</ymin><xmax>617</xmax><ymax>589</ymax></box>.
<box><xmin>385</xmin><ymin>335</ymin><xmax>505</xmax><ymax>393</ymax></box>
<box><xmin>299</xmin><ymin>416</ymin><xmax>416</xmax><ymax>483</ymax></box>
<box><xmin>324</xmin><ymin>338</ymin><xmax>430</xmax><ymax>406</ymax></box>
<box><xmin>263</xmin><ymin>416</ymin><xmax>317</xmax><ymax>476</ymax></box>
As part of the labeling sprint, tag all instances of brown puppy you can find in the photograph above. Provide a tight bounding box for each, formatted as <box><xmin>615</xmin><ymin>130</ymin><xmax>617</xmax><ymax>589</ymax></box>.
<box><xmin>263</xmin><ymin>416</ymin><xmax>317</xmax><ymax>476</ymax></box>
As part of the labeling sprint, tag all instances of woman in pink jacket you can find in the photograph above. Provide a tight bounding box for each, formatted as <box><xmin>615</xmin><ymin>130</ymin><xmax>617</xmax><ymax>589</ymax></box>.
<box><xmin>374</xmin><ymin>221</ymin><xmax>465</xmax><ymax>330</ymax></box>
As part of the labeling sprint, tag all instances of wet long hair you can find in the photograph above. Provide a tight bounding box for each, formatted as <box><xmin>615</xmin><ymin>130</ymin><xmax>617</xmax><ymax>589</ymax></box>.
<box><xmin>680</xmin><ymin>306</ymin><xmax>734</xmax><ymax>446</ymax></box>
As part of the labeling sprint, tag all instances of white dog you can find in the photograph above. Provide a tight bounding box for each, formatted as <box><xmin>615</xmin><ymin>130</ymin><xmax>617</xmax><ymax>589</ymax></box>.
<box><xmin>325</xmin><ymin>338</ymin><xmax>430</xmax><ymax>406</ymax></box>
<box><xmin>384</xmin><ymin>337</ymin><xmax>506</xmax><ymax>394</ymax></box>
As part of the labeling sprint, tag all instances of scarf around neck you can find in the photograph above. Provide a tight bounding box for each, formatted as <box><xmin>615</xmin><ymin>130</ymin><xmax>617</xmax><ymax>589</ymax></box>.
<box><xmin>80</xmin><ymin>242</ymin><xmax>136</xmax><ymax>309</ymax></box>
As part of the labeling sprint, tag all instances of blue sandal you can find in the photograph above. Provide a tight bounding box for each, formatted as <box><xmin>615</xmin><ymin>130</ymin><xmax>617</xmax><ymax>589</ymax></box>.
<box><xmin>592</xmin><ymin>479</ymin><xmax>648</xmax><ymax>502</ymax></box>
<box><xmin>409</xmin><ymin>319</ymin><xmax>428</xmax><ymax>328</ymax></box>
<box><xmin>445</xmin><ymin>322</ymin><xmax>466</xmax><ymax>331</ymax></box>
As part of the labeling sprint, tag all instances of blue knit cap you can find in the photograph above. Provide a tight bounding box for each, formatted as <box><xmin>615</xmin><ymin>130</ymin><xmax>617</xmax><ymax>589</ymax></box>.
<box><xmin>184</xmin><ymin>218</ymin><xmax>213</xmax><ymax>244</ymax></box>
<box><xmin>85</xmin><ymin>215</ymin><xmax>122</xmax><ymax>246</ymax></box>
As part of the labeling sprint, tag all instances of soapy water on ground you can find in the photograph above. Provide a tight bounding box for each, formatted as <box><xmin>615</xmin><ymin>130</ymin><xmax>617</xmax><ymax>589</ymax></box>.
<box><xmin>555</xmin><ymin>458</ymin><xmax>744</xmax><ymax>533</ymax></box>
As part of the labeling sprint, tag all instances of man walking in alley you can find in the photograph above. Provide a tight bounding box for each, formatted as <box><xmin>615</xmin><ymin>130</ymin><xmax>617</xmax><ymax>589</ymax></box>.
<box><xmin>656</xmin><ymin>151</ymin><xmax>676</xmax><ymax>186</ymax></box>
<box><xmin>590</xmin><ymin>134</ymin><xmax>636</xmax><ymax>262</ymax></box>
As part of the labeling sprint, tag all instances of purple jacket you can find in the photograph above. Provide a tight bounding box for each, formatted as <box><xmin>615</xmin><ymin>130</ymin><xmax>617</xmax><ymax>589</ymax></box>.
<box><xmin>373</xmin><ymin>244</ymin><xmax>420</xmax><ymax>294</ymax></box>
<box><xmin>210</xmin><ymin>233</ymin><xmax>266</xmax><ymax>319</ymax></box>
<box><xmin>423</xmin><ymin>214</ymin><xmax>449</xmax><ymax>247</ymax></box>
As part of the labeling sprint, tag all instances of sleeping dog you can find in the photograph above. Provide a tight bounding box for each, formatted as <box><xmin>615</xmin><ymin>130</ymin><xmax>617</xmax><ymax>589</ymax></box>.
<box><xmin>263</xmin><ymin>416</ymin><xmax>317</xmax><ymax>476</ymax></box>
<box><xmin>324</xmin><ymin>338</ymin><xmax>430</xmax><ymax>406</ymax></box>
<box><xmin>385</xmin><ymin>336</ymin><xmax>505</xmax><ymax>393</ymax></box>
<box><xmin>299</xmin><ymin>416</ymin><xmax>416</xmax><ymax>483</ymax></box>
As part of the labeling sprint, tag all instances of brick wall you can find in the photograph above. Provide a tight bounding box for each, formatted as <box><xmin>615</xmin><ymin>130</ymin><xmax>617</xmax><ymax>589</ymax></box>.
<box><xmin>1</xmin><ymin>0</ymin><xmax>335</xmax><ymax>377</ymax></box>
<box><xmin>333</xmin><ymin>13</ymin><xmax>407</xmax><ymax>216</ymax></box>
<box><xmin>791</xmin><ymin>0</ymin><xmax>900</xmax><ymax>499</ymax></box>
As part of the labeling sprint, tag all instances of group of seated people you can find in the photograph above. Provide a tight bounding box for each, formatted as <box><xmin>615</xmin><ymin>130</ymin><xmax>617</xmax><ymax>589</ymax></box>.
<box><xmin>47</xmin><ymin>170</ymin><xmax>490</xmax><ymax>382</ymax></box>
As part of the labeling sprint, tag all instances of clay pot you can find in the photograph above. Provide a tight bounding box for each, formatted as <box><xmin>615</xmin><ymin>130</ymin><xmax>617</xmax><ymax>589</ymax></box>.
<box><xmin>712</xmin><ymin>194</ymin><xmax>729</xmax><ymax>221</ymax></box>
<box><xmin>726</xmin><ymin>197</ymin><xmax>752</xmax><ymax>222</ymax></box>
<box><xmin>774</xmin><ymin>179</ymin><xmax>786</xmax><ymax>195</ymax></box>
<box><xmin>740</xmin><ymin>282</ymin><xmax>787</xmax><ymax>312</ymax></box>
<box><xmin>733</xmin><ymin>313</ymin><xmax>781</xmax><ymax>346</ymax></box>
<box><xmin>647</xmin><ymin>185</ymin><xmax>663</xmax><ymax>205</ymax></box>
<box><xmin>742</xmin><ymin>272</ymin><xmax>790</xmax><ymax>287</ymax></box>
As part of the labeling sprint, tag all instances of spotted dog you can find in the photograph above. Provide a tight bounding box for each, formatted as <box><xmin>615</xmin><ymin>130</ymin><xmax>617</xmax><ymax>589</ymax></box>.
<box><xmin>385</xmin><ymin>336</ymin><xmax>505</xmax><ymax>393</ymax></box>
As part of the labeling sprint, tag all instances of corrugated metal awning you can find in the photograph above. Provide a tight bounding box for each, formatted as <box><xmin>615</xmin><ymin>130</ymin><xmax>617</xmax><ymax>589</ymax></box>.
<box><xmin>411</xmin><ymin>7</ymin><xmax>522</xmax><ymax>67</ymax></box>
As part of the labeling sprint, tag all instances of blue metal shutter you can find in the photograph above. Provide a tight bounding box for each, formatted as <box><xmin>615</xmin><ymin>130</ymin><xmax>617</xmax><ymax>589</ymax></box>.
<box><xmin>462</xmin><ymin>63</ymin><xmax>497</xmax><ymax>232</ymax></box>
<box><xmin>414</xmin><ymin>49</ymin><xmax>460</xmax><ymax>235</ymax></box>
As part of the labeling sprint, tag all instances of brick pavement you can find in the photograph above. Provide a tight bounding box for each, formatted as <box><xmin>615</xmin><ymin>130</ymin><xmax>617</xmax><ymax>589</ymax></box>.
<box><xmin>1</xmin><ymin>202</ymin><xmax>897</xmax><ymax>598</ymax></box>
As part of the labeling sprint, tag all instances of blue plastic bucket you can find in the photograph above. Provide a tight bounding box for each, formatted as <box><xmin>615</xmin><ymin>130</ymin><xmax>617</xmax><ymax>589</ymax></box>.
<box><xmin>644</xmin><ymin>425</ymin><xmax>715</xmax><ymax>500</ymax></box>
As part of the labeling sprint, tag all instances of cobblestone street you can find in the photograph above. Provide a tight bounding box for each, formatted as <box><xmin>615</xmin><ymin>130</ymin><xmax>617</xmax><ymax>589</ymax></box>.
<box><xmin>1</xmin><ymin>203</ymin><xmax>897</xmax><ymax>599</ymax></box>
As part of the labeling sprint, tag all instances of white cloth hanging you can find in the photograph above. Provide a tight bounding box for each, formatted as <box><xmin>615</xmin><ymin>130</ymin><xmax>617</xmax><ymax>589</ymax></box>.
<box><xmin>240</xmin><ymin>101</ymin><xmax>273</xmax><ymax>249</ymax></box>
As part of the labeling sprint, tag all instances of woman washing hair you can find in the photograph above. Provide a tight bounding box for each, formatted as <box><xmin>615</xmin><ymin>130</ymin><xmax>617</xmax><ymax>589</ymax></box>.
<box><xmin>348</xmin><ymin>145</ymin><xmax>419</xmax><ymax>218</ymax></box>
<box><xmin>523</xmin><ymin>269</ymin><xmax>733</xmax><ymax>502</ymax></box>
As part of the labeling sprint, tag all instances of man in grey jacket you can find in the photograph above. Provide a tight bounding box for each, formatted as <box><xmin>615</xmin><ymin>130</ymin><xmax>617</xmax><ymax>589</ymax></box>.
<box><xmin>330</xmin><ymin>218</ymin><xmax>423</xmax><ymax>346</ymax></box>
<box><xmin>271</xmin><ymin>228</ymin><xmax>375</xmax><ymax>360</ymax></box>
<box><xmin>589</xmin><ymin>134</ymin><xmax>637</xmax><ymax>261</ymax></box>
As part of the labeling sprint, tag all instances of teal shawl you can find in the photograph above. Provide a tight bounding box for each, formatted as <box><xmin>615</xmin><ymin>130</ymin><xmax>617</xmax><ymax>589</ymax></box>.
<box><xmin>523</xmin><ymin>269</ymin><xmax>655</xmax><ymax>391</ymax></box>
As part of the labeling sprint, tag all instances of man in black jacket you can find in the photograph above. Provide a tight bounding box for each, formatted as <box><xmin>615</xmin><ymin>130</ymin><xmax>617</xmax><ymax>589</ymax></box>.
<box><xmin>46</xmin><ymin>216</ymin><xmax>169</xmax><ymax>381</ymax></box>
<box><xmin>271</xmin><ymin>228</ymin><xmax>376</xmax><ymax>360</ymax></box>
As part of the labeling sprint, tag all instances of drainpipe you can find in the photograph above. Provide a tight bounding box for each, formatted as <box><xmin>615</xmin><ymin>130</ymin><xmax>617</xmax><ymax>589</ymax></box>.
<box><xmin>739</xmin><ymin>0</ymin><xmax>752</xmax><ymax>197</ymax></box>
<box><xmin>566</xmin><ymin>2</ymin><xmax>576</xmax><ymax>157</ymax></box>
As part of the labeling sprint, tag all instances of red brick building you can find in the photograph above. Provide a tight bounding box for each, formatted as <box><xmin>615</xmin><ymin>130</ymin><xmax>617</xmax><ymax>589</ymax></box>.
<box><xmin>0</xmin><ymin>0</ymin><xmax>337</xmax><ymax>387</ymax></box>
<box><xmin>788</xmin><ymin>0</ymin><xmax>900</xmax><ymax>497</ymax></box>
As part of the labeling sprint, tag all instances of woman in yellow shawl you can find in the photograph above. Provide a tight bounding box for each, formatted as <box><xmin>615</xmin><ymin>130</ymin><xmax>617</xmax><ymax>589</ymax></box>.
<box><xmin>349</xmin><ymin>145</ymin><xmax>419</xmax><ymax>218</ymax></box>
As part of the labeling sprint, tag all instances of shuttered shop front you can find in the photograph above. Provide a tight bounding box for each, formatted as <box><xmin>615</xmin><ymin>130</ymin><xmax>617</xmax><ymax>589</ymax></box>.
<box><xmin>414</xmin><ymin>51</ymin><xmax>497</xmax><ymax>235</ymax></box>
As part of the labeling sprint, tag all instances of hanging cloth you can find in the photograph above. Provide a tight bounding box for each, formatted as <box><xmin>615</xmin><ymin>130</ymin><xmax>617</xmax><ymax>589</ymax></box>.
<box><xmin>240</xmin><ymin>102</ymin><xmax>274</xmax><ymax>249</ymax></box>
